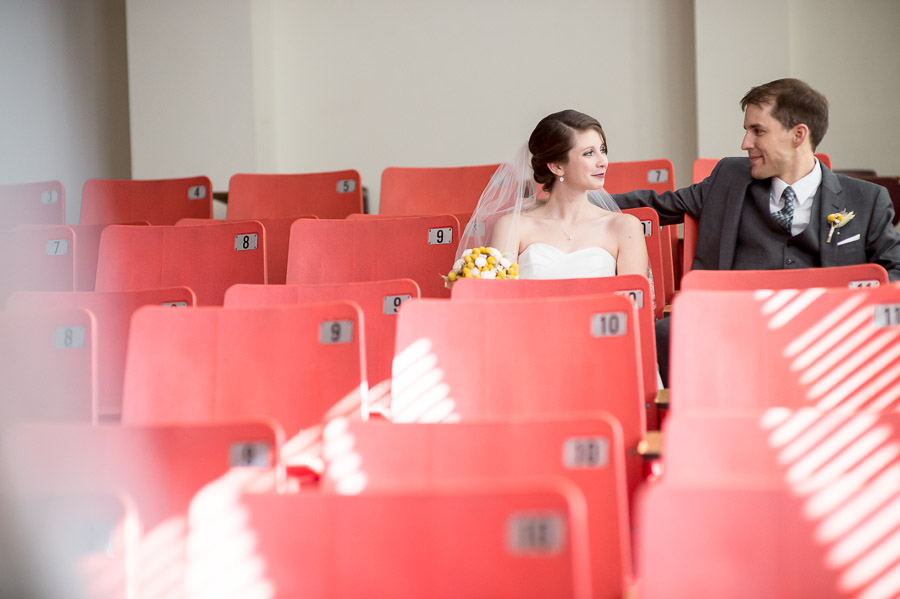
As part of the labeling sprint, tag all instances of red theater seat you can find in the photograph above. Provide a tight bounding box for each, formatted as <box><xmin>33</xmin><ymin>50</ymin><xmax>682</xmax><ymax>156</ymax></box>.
<box><xmin>224</xmin><ymin>278</ymin><xmax>420</xmax><ymax>404</ymax></box>
<box><xmin>95</xmin><ymin>221</ymin><xmax>266</xmax><ymax>305</ymax></box>
<box><xmin>671</xmin><ymin>284</ymin><xmax>900</xmax><ymax>415</ymax></box>
<box><xmin>6</xmin><ymin>287</ymin><xmax>196</xmax><ymax>421</ymax></box>
<box><xmin>286</xmin><ymin>215</ymin><xmax>459</xmax><ymax>298</ymax></box>
<box><xmin>122</xmin><ymin>302</ymin><xmax>366</xmax><ymax>466</ymax></box>
<box><xmin>0</xmin><ymin>180</ymin><xmax>65</xmax><ymax>226</ymax></box>
<box><xmin>227</xmin><ymin>170</ymin><xmax>363</xmax><ymax>220</ymax></box>
<box><xmin>680</xmin><ymin>263</ymin><xmax>889</xmax><ymax>291</ymax></box>
<box><xmin>321</xmin><ymin>414</ymin><xmax>632</xmax><ymax>599</ymax></box>
<box><xmin>391</xmin><ymin>293</ymin><xmax>646</xmax><ymax>501</ymax></box>
<box><xmin>2</xmin><ymin>420</ymin><xmax>281</xmax><ymax>598</ymax></box>
<box><xmin>188</xmin><ymin>483</ymin><xmax>592</xmax><ymax>598</ymax></box>
<box><xmin>0</xmin><ymin>307</ymin><xmax>96</xmax><ymax>422</ymax></box>
<box><xmin>451</xmin><ymin>274</ymin><xmax>660</xmax><ymax>429</ymax></box>
<box><xmin>81</xmin><ymin>176</ymin><xmax>212</xmax><ymax>225</ymax></box>
<box><xmin>379</xmin><ymin>164</ymin><xmax>499</xmax><ymax>216</ymax></box>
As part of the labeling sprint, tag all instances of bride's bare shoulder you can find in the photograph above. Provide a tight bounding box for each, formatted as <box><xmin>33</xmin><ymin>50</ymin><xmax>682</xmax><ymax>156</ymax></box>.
<box><xmin>604</xmin><ymin>210</ymin><xmax>644</xmax><ymax>238</ymax></box>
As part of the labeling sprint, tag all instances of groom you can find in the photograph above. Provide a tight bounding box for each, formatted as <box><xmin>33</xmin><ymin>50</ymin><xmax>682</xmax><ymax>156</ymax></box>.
<box><xmin>608</xmin><ymin>77</ymin><xmax>900</xmax><ymax>385</ymax></box>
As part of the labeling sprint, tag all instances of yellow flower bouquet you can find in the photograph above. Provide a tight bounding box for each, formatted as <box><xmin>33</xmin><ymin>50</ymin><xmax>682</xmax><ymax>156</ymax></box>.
<box><xmin>442</xmin><ymin>246</ymin><xmax>518</xmax><ymax>289</ymax></box>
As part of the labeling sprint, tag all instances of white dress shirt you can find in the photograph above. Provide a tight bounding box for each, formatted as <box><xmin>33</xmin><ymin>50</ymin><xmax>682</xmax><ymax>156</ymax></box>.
<box><xmin>770</xmin><ymin>158</ymin><xmax>823</xmax><ymax>237</ymax></box>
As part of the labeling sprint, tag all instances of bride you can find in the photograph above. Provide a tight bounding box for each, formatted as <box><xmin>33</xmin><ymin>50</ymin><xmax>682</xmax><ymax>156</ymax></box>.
<box><xmin>459</xmin><ymin>110</ymin><xmax>649</xmax><ymax>280</ymax></box>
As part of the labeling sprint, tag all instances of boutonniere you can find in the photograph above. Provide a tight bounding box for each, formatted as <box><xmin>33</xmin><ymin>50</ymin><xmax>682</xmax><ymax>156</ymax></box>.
<box><xmin>826</xmin><ymin>210</ymin><xmax>855</xmax><ymax>243</ymax></box>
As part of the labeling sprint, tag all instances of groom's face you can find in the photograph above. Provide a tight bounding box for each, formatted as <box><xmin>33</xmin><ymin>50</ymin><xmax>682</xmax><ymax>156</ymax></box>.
<box><xmin>741</xmin><ymin>102</ymin><xmax>797</xmax><ymax>181</ymax></box>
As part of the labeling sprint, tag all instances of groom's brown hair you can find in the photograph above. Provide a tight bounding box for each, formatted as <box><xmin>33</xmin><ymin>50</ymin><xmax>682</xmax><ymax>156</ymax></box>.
<box><xmin>741</xmin><ymin>78</ymin><xmax>829</xmax><ymax>150</ymax></box>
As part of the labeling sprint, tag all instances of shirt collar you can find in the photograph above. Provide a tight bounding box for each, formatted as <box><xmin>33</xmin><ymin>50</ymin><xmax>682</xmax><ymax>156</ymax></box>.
<box><xmin>772</xmin><ymin>158</ymin><xmax>822</xmax><ymax>206</ymax></box>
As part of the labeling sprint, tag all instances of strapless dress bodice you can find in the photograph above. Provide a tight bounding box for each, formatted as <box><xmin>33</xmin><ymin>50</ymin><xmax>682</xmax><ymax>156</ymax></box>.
<box><xmin>517</xmin><ymin>243</ymin><xmax>617</xmax><ymax>280</ymax></box>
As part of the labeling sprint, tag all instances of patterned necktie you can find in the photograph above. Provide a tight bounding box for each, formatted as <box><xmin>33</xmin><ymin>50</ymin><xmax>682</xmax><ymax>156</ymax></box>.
<box><xmin>772</xmin><ymin>186</ymin><xmax>795</xmax><ymax>233</ymax></box>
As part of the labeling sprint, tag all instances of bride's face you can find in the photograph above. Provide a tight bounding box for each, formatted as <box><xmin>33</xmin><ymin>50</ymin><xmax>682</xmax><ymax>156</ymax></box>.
<box><xmin>558</xmin><ymin>129</ymin><xmax>608</xmax><ymax>191</ymax></box>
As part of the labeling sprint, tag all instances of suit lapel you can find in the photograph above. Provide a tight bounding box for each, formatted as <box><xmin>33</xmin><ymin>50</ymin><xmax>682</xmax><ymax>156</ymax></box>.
<box><xmin>718</xmin><ymin>176</ymin><xmax>763</xmax><ymax>269</ymax></box>
<box><xmin>818</xmin><ymin>166</ymin><xmax>844</xmax><ymax>264</ymax></box>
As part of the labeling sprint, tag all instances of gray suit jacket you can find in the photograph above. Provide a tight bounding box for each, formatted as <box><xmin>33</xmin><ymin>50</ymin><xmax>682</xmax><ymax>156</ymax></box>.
<box><xmin>612</xmin><ymin>157</ymin><xmax>900</xmax><ymax>281</ymax></box>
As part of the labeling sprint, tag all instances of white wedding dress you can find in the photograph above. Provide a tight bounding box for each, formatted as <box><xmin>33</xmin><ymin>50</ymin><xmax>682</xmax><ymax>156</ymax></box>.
<box><xmin>517</xmin><ymin>243</ymin><xmax>617</xmax><ymax>279</ymax></box>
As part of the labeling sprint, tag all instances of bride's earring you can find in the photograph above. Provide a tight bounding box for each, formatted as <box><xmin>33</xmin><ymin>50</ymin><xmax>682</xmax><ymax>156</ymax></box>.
<box><xmin>559</xmin><ymin>175</ymin><xmax>565</xmax><ymax>182</ymax></box>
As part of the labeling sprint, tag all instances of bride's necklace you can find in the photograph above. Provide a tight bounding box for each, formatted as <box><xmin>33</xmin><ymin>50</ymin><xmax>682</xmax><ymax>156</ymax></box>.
<box><xmin>549</xmin><ymin>208</ymin><xmax>576</xmax><ymax>241</ymax></box>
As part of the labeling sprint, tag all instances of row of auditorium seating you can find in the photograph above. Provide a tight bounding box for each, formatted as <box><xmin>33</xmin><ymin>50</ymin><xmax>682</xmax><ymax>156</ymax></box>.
<box><xmin>0</xmin><ymin>208</ymin><xmax>671</xmax><ymax>305</ymax></box>
<box><xmin>12</xmin><ymin>154</ymin><xmax>883</xmax><ymax>297</ymax></box>
<box><xmin>2</xmin><ymin>278</ymin><xmax>657</xmax><ymax>596</ymax></box>
<box><xmin>4</xmin><ymin>157</ymin><xmax>900</xmax><ymax>597</ymax></box>
<box><xmin>4</xmin><ymin>264</ymin><xmax>900</xmax><ymax>597</ymax></box>
<box><xmin>11</xmin><ymin>153</ymin><xmax>888</xmax><ymax>235</ymax></box>
<box><xmin>7</xmin><ymin>153</ymin><xmax>867</xmax><ymax>299</ymax></box>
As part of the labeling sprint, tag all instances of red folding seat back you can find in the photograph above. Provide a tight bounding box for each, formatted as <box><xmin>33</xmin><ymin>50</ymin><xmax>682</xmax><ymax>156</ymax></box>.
<box><xmin>70</xmin><ymin>222</ymin><xmax>149</xmax><ymax>292</ymax></box>
<box><xmin>6</xmin><ymin>287</ymin><xmax>196</xmax><ymax>421</ymax></box>
<box><xmin>224</xmin><ymin>279</ymin><xmax>420</xmax><ymax>394</ymax></box>
<box><xmin>286</xmin><ymin>215</ymin><xmax>459</xmax><ymax>298</ymax></box>
<box><xmin>188</xmin><ymin>484</ymin><xmax>592</xmax><ymax>598</ymax></box>
<box><xmin>249</xmin><ymin>216</ymin><xmax>316</xmax><ymax>284</ymax></box>
<box><xmin>321</xmin><ymin>414</ymin><xmax>632</xmax><ymax>599</ymax></box>
<box><xmin>227</xmin><ymin>170</ymin><xmax>362</xmax><ymax>220</ymax></box>
<box><xmin>379</xmin><ymin>164</ymin><xmax>499</xmax><ymax>216</ymax></box>
<box><xmin>2</xmin><ymin>420</ymin><xmax>281</xmax><ymax>597</ymax></box>
<box><xmin>0</xmin><ymin>180</ymin><xmax>65</xmax><ymax>226</ymax></box>
<box><xmin>0</xmin><ymin>307</ymin><xmax>96</xmax><ymax>422</ymax></box>
<box><xmin>122</xmin><ymin>302</ymin><xmax>366</xmax><ymax>449</ymax></box>
<box><xmin>4</xmin><ymin>420</ymin><xmax>281</xmax><ymax>529</ymax></box>
<box><xmin>451</xmin><ymin>274</ymin><xmax>659</xmax><ymax>429</ymax></box>
<box><xmin>179</xmin><ymin>216</ymin><xmax>317</xmax><ymax>285</ymax></box>
<box><xmin>637</xmin><ymin>410</ymin><xmax>900</xmax><ymax>599</ymax></box>
<box><xmin>348</xmin><ymin>211</ymin><xmax>475</xmax><ymax>230</ymax></box>
<box><xmin>658</xmin><ymin>223</ymin><xmax>677</xmax><ymax>301</ymax></box>
<box><xmin>0</xmin><ymin>224</ymin><xmax>76</xmax><ymax>302</ymax></box>
<box><xmin>604</xmin><ymin>158</ymin><xmax>675</xmax><ymax>196</ymax></box>
<box><xmin>683</xmin><ymin>213</ymin><xmax>699</xmax><ymax>276</ymax></box>
<box><xmin>639</xmin><ymin>479</ymin><xmax>841</xmax><ymax>598</ymax></box>
<box><xmin>692</xmin><ymin>158</ymin><xmax>719</xmax><ymax>183</ymax></box>
<box><xmin>681</xmin><ymin>263</ymin><xmax>889</xmax><ymax>291</ymax></box>
<box><xmin>95</xmin><ymin>222</ymin><xmax>266</xmax><ymax>305</ymax></box>
<box><xmin>815</xmin><ymin>152</ymin><xmax>832</xmax><ymax>169</ymax></box>
<box><xmin>80</xmin><ymin>176</ymin><xmax>212</xmax><ymax>225</ymax></box>
<box><xmin>621</xmin><ymin>207</ymin><xmax>666</xmax><ymax>318</ymax></box>
<box><xmin>392</xmin><ymin>294</ymin><xmax>646</xmax><ymax>499</ymax></box>
<box><xmin>672</xmin><ymin>285</ymin><xmax>900</xmax><ymax>414</ymax></box>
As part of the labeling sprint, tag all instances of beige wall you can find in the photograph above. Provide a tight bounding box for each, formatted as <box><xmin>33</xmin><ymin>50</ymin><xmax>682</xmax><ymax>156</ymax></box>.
<box><xmin>6</xmin><ymin>1</ymin><xmax>898</xmax><ymax>221</ymax></box>
<box><xmin>0</xmin><ymin>0</ymin><xmax>131</xmax><ymax>223</ymax></box>
<box><xmin>125</xmin><ymin>0</ymin><xmax>258</xmax><ymax>194</ymax></box>
<box><xmin>262</xmin><ymin>0</ymin><xmax>698</xmax><ymax>208</ymax></box>
<box><xmin>790</xmin><ymin>0</ymin><xmax>900</xmax><ymax>175</ymax></box>
<box><xmin>695</xmin><ymin>0</ymin><xmax>900</xmax><ymax>176</ymax></box>
<box><xmin>129</xmin><ymin>0</ymin><xmax>698</xmax><ymax>210</ymax></box>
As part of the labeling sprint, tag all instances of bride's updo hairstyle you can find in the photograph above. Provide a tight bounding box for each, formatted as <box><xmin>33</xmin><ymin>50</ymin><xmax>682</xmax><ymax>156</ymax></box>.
<box><xmin>529</xmin><ymin>109</ymin><xmax>607</xmax><ymax>193</ymax></box>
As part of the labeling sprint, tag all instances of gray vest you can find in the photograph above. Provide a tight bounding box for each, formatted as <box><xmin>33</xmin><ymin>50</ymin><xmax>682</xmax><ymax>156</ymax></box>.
<box><xmin>732</xmin><ymin>184</ymin><xmax>822</xmax><ymax>270</ymax></box>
